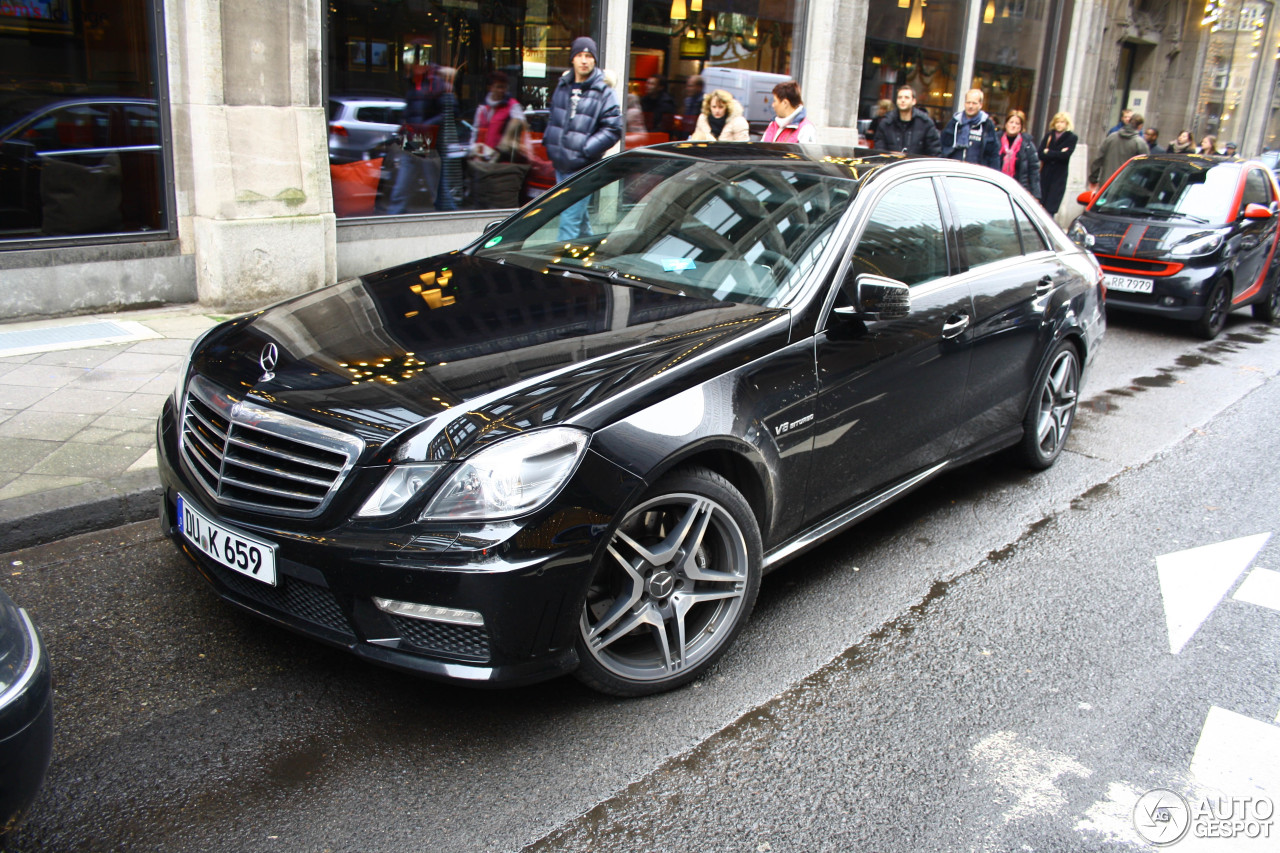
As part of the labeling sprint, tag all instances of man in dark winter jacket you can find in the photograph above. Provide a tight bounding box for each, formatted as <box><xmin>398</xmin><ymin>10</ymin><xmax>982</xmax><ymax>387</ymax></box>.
<box><xmin>873</xmin><ymin>85</ymin><xmax>942</xmax><ymax>156</ymax></box>
<box><xmin>543</xmin><ymin>36</ymin><xmax>622</xmax><ymax>239</ymax></box>
<box><xmin>1089</xmin><ymin>112</ymin><xmax>1148</xmax><ymax>186</ymax></box>
<box><xmin>940</xmin><ymin>88</ymin><xmax>1000</xmax><ymax>169</ymax></box>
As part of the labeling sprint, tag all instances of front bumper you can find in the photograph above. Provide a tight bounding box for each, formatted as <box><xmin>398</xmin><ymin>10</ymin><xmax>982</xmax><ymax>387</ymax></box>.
<box><xmin>156</xmin><ymin>396</ymin><xmax>639</xmax><ymax>688</ymax></box>
<box><xmin>1100</xmin><ymin>260</ymin><xmax>1218</xmax><ymax>321</ymax></box>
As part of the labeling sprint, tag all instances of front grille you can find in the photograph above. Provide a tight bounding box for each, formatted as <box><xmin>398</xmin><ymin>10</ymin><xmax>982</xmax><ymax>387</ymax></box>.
<box><xmin>391</xmin><ymin>615</ymin><xmax>491</xmax><ymax>662</ymax></box>
<box><xmin>204</xmin><ymin>560</ymin><xmax>355</xmax><ymax>638</ymax></box>
<box><xmin>180</xmin><ymin>375</ymin><xmax>364</xmax><ymax>518</ymax></box>
<box><xmin>1095</xmin><ymin>254</ymin><xmax>1184</xmax><ymax>276</ymax></box>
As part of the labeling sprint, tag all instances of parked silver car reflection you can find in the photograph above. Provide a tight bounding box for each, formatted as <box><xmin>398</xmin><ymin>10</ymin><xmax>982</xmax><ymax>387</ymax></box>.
<box><xmin>327</xmin><ymin>95</ymin><xmax>405</xmax><ymax>164</ymax></box>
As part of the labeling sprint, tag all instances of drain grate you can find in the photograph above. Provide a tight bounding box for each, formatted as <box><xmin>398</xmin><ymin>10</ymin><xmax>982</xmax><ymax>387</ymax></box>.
<box><xmin>0</xmin><ymin>320</ymin><xmax>162</xmax><ymax>357</ymax></box>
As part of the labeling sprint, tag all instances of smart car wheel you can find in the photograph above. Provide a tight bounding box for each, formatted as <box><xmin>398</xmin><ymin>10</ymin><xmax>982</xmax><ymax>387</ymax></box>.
<box><xmin>1196</xmin><ymin>277</ymin><xmax>1231</xmax><ymax>339</ymax></box>
<box><xmin>574</xmin><ymin>467</ymin><xmax>762</xmax><ymax>697</ymax></box>
<box><xmin>1251</xmin><ymin>272</ymin><xmax>1280</xmax><ymax>322</ymax></box>
<box><xmin>1017</xmin><ymin>341</ymin><xmax>1080</xmax><ymax>470</ymax></box>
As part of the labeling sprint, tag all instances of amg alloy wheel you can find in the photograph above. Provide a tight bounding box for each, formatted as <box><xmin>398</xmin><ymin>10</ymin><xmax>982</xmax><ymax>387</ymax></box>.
<box><xmin>575</xmin><ymin>468</ymin><xmax>761</xmax><ymax>696</ymax></box>
<box><xmin>1018</xmin><ymin>341</ymin><xmax>1080</xmax><ymax>470</ymax></box>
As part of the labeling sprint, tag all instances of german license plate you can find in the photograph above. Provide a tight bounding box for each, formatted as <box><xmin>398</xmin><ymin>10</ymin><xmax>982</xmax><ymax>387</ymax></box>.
<box><xmin>1104</xmin><ymin>273</ymin><xmax>1154</xmax><ymax>294</ymax></box>
<box><xmin>177</xmin><ymin>494</ymin><xmax>278</xmax><ymax>586</ymax></box>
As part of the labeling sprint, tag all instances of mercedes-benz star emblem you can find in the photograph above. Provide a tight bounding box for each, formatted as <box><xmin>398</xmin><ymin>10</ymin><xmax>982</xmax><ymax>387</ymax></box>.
<box><xmin>648</xmin><ymin>571</ymin><xmax>676</xmax><ymax>599</ymax></box>
<box><xmin>258</xmin><ymin>343</ymin><xmax>279</xmax><ymax>382</ymax></box>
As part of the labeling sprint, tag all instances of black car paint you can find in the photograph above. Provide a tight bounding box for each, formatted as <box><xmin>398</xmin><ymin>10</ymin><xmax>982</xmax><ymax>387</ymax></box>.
<box><xmin>0</xmin><ymin>588</ymin><xmax>53</xmax><ymax>840</ymax></box>
<box><xmin>156</xmin><ymin>146</ymin><xmax>1103</xmax><ymax>688</ymax></box>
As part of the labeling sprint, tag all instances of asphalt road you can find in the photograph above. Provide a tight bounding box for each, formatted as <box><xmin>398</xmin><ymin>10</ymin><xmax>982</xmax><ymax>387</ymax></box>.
<box><xmin>4</xmin><ymin>309</ymin><xmax>1280</xmax><ymax>852</ymax></box>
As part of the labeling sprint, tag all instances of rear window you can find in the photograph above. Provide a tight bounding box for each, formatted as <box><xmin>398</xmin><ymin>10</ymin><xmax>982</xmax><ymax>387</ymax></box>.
<box><xmin>1094</xmin><ymin>158</ymin><xmax>1239</xmax><ymax>224</ymax></box>
<box><xmin>355</xmin><ymin>105</ymin><xmax>403</xmax><ymax>124</ymax></box>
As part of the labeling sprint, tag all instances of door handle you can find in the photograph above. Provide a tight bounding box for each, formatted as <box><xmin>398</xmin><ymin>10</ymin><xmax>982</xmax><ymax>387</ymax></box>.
<box><xmin>941</xmin><ymin>314</ymin><xmax>970</xmax><ymax>339</ymax></box>
<box><xmin>1036</xmin><ymin>275</ymin><xmax>1054</xmax><ymax>294</ymax></box>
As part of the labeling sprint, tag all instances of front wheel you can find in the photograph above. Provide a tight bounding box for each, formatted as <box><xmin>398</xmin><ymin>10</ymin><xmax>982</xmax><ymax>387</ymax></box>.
<box><xmin>1195</xmin><ymin>277</ymin><xmax>1231</xmax><ymax>339</ymax></box>
<box><xmin>574</xmin><ymin>468</ymin><xmax>762</xmax><ymax>697</ymax></box>
<box><xmin>1017</xmin><ymin>341</ymin><xmax>1080</xmax><ymax>470</ymax></box>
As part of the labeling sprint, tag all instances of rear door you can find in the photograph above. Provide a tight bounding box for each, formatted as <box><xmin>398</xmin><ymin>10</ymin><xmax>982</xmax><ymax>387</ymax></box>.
<box><xmin>808</xmin><ymin>176</ymin><xmax>973</xmax><ymax>520</ymax></box>
<box><xmin>941</xmin><ymin>176</ymin><xmax>1066</xmax><ymax>454</ymax></box>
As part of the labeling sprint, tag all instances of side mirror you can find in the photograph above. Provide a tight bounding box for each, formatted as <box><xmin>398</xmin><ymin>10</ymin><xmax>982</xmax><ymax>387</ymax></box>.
<box><xmin>834</xmin><ymin>274</ymin><xmax>911</xmax><ymax>321</ymax></box>
<box><xmin>1076</xmin><ymin>190</ymin><xmax>1096</xmax><ymax>206</ymax></box>
<box><xmin>1243</xmin><ymin>203</ymin><xmax>1273</xmax><ymax>220</ymax></box>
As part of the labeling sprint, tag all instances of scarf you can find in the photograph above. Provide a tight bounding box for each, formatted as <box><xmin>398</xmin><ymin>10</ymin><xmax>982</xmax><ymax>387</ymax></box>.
<box><xmin>708</xmin><ymin>112</ymin><xmax>727</xmax><ymax>139</ymax></box>
<box><xmin>1000</xmin><ymin>132</ymin><xmax>1022</xmax><ymax>177</ymax></box>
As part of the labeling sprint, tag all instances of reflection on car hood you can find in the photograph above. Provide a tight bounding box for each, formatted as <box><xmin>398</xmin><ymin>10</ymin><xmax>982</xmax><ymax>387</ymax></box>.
<box><xmin>189</xmin><ymin>254</ymin><xmax>786</xmax><ymax>459</ymax></box>
<box><xmin>1077</xmin><ymin>210</ymin><xmax>1219</xmax><ymax>257</ymax></box>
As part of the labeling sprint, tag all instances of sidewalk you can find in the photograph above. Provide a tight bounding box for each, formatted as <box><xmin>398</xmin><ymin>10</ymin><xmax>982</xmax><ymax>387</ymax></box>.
<box><xmin>0</xmin><ymin>305</ymin><xmax>226</xmax><ymax>552</ymax></box>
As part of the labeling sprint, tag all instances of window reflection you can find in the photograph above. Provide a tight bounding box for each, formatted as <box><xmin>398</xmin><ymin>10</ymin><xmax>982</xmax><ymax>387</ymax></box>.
<box><xmin>326</xmin><ymin>0</ymin><xmax>596</xmax><ymax>218</ymax></box>
<box><xmin>0</xmin><ymin>0</ymin><xmax>165</xmax><ymax>242</ymax></box>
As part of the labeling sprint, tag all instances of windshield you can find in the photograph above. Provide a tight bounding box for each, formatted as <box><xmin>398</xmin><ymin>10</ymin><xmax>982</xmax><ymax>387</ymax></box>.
<box><xmin>1094</xmin><ymin>158</ymin><xmax>1239</xmax><ymax>224</ymax></box>
<box><xmin>471</xmin><ymin>153</ymin><xmax>857</xmax><ymax>307</ymax></box>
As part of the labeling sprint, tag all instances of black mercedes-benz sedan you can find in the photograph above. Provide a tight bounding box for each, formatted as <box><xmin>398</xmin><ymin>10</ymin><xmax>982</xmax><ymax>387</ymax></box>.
<box><xmin>156</xmin><ymin>143</ymin><xmax>1105</xmax><ymax>696</ymax></box>
<box><xmin>1070</xmin><ymin>153</ymin><xmax>1280</xmax><ymax>338</ymax></box>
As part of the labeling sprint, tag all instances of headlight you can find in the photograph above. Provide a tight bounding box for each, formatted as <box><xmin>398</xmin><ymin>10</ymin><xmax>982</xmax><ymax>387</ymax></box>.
<box><xmin>420</xmin><ymin>427</ymin><xmax>589</xmax><ymax>521</ymax></box>
<box><xmin>172</xmin><ymin>324</ymin><xmax>221</xmax><ymax>405</ymax></box>
<box><xmin>356</xmin><ymin>463</ymin><xmax>444</xmax><ymax>517</ymax></box>
<box><xmin>1067</xmin><ymin>220</ymin><xmax>1094</xmax><ymax>248</ymax></box>
<box><xmin>1170</xmin><ymin>231</ymin><xmax>1226</xmax><ymax>257</ymax></box>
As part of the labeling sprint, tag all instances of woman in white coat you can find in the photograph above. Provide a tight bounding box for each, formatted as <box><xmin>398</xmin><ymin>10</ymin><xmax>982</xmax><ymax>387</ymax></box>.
<box><xmin>689</xmin><ymin>90</ymin><xmax>750</xmax><ymax>142</ymax></box>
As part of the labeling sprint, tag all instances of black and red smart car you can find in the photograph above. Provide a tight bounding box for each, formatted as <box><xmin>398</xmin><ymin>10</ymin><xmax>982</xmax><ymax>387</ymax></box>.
<box><xmin>1070</xmin><ymin>153</ymin><xmax>1280</xmax><ymax>338</ymax></box>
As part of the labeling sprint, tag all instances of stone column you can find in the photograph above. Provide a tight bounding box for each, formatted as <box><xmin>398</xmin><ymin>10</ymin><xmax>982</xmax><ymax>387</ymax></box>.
<box><xmin>799</xmin><ymin>0</ymin><xmax>866</xmax><ymax>146</ymax></box>
<box><xmin>166</xmin><ymin>0</ymin><xmax>335</xmax><ymax>311</ymax></box>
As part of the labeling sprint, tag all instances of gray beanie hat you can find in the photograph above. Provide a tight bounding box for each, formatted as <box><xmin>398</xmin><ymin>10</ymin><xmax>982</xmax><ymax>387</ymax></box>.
<box><xmin>571</xmin><ymin>37</ymin><xmax>598</xmax><ymax>61</ymax></box>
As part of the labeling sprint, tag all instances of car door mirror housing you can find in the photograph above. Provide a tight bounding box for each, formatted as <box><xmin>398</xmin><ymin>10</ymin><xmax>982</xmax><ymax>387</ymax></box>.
<box><xmin>835</xmin><ymin>273</ymin><xmax>911</xmax><ymax>321</ymax></box>
<box><xmin>1243</xmin><ymin>203</ymin><xmax>1273</xmax><ymax>220</ymax></box>
<box><xmin>1076</xmin><ymin>190</ymin><xmax>1096</xmax><ymax>206</ymax></box>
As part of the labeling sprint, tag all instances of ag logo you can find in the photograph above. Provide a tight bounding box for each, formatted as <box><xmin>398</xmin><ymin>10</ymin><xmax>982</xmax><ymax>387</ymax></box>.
<box><xmin>1133</xmin><ymin>788</ymin><xmax>1190</xmax><ymax>846</ymax></box>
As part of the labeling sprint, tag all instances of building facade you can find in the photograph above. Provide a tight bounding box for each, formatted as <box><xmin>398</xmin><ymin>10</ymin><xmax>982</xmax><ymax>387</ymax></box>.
<box><xmin>1</xmin><ymin>0</ymin><xmax>1275</xmax><ymax>320</ymax></box>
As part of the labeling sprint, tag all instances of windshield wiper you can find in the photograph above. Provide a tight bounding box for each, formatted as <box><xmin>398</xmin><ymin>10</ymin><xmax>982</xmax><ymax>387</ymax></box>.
<box><xmin>544</xmin><ymin>261</ymin><xmax>687</xmax><ymax>296</ymax></box>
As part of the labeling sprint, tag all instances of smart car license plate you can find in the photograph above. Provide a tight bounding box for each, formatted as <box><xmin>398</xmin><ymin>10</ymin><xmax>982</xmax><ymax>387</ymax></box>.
<box><xmin>1104</xmin><ymin>273</ymin><xmax>1154</xmax><ymax>294</ymax></box>
<box><xmin>177</xmin><ymin>494</ymin><xmax>278</xmax><ymax>586</ymax></box>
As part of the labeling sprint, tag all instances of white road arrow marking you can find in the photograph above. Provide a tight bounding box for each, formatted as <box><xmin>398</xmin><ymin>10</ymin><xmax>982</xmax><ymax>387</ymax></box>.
<box><xmin>1234</xmin><ymin>568</ymin><xmax>1280</xmax><ymax>613</ymax></box>
<box><xmin>1156</xmin><ymin>533</ymin><xmax>1271</xmax><ymax>654</ymax></box>
<box><xmin>1190</xmin><ymin>706</ymin><xmax>1280</xmax><ymax>798</ymax></box>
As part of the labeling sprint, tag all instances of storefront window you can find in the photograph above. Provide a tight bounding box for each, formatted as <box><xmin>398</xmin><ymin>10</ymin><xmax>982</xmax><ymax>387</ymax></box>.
<box><xmin>861</xmin><ymin>0</ymin><xmax>968</xmax><ymax>132</ymax></box>
<box><xmin>0</xmin><ymin>0</ymin><xmax>167</xmax><ymax>244</ymax></box>
<box><xmin>972</xmin><ymin>0</ymin><xmax>1051</xmax><ymax>132</ymax></box>
<box><xmin>326</xmin><ymin>0</ymin><xmax>598</xmax><ymax>218</ymax></box>
<box><xmin>626</xmin><ymin>0</ymin><xmax>799</xmax><ymax>141</ymax></box>
<box><xmin>1193</xmin><ymin>0</ymin><xmax>1270</xmax><ymax>144</ymax></box>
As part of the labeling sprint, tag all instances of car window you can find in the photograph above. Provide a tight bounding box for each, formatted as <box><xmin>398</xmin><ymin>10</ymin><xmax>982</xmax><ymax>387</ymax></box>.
<box><xmin>355</xmin><ymin>105</ymin><xmax>403</xmax><ymax>124</ymax></box>
<box><xmin>947</xmin><ymin>177</ymin><xmax>1023</xmax><ymax>267</ymax></box>
<box><xmin>1014</xmin><ymin>202</ymin><xmax>1048</xmax><ymax>253</ymax></box>
<box><xmin>1094</xmin><ymin>159</ymin><xmax>1236</xmax><ymax>224</ymax></box>
<box><xmin>1242</xmin><ymin>169</ymin><xmax>1272</xmax><ymax>211</ymax></box>
<box><xmin>850</xmin><ymin>178</ymin><xmax>948</xmax><ymax>287</ymax></box>
<box><xmin>22</xmin><ymin>104</ymin><xmax>114</xmax><ymax>152</ymax></box>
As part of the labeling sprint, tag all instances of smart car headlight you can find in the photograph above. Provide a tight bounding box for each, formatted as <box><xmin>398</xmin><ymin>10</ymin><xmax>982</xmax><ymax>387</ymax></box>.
<box><xmin>420</xmin><ymin>427</ymin><xmax>589</xmax><ymax>521</ymax></box>
<box><xmin>1067</xmin><ymin>220</ymin><xmax>1094</xmax><ymax>248</ymax></box>
<box><xmin>1170</xmin><ymin>231</ymin><xmax>1226</xmax><ymax>257</ymax></box>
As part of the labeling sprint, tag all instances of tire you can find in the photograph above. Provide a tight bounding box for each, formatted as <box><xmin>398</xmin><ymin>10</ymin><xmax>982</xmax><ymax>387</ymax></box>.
<box><xmin>1195</xmin><ymin>277</ymin><xmax>1231</xmax><ymax>339</ymax></box>
<box><xmin>1017</xmin><ymin>341</ymin><xmax>1080</xmax><ymax>470</ymax></box>
<box><xmin>574</xmin><ymin>467</ymin><xmax>762</xmax><ymax>697</ymax></box>
<box><xmin>1251</xmin><ymin>271</ymin><xmax>1280</xmax><ymax>322</ymax></box>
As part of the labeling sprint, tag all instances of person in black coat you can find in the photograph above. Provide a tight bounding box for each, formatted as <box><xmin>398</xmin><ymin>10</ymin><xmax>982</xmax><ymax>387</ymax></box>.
<box><xmin>873</xmin><ymin>85</ymin><xmax>942</xmax><ymax>156</ymax></box>
<box><xmin>999</xmin><ymin>110</ymin><xmax>1041</xmax><ymax>199</ymax></box>
<box><xmin>1038</xmin><ymin>111</ymin><xmax>1077</xmax><ymax>215</ymax></box>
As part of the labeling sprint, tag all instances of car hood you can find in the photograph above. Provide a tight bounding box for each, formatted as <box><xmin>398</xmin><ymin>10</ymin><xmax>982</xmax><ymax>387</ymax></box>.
<box><xmin>1077</xmin><ymin>210</ymin><xmax>1223</xmax><ymax>257</ymax></box>
<box><xmin>188</xmin><ymin>253</ymin><xmax>787</xmax><ymax>460</ymax></box>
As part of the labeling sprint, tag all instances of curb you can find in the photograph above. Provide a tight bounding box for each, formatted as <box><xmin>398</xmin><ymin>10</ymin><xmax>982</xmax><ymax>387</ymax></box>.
<box><xmin>0</xmin><ymin>471</ymin><xmax>161</xmax><ymax>553</ymax></box>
